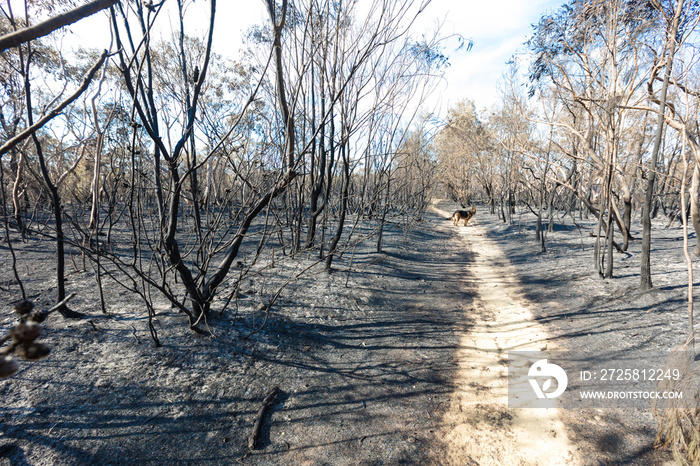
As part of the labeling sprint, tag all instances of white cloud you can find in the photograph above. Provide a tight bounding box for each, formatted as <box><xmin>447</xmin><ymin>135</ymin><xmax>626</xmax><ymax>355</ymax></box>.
<box><xmin>417</xmin><ymin>0</ymin><xmax>566</xmax><ymax>113</ymax></box>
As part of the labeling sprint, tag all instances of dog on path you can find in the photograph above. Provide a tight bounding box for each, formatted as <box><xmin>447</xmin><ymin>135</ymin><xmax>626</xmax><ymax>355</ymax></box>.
<box><xmin>452</xmin><ymin>207</ymin><xmax>476</xmax><ymax>227</ymax></box>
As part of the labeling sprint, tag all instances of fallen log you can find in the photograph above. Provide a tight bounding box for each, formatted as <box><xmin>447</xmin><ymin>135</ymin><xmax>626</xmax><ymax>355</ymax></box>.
<box><xmin>247</xmin><ymin>386</ymin><xmax>280</xmax><ymax>451</ymax></box>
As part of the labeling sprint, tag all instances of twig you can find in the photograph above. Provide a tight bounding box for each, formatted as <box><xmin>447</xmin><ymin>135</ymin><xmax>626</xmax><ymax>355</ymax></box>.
<box><xmin>141</xmin><ymin>412</ymin><xmax>160</xmax><ymax>425</ymax></box>
<box><xmin>46</xmin><ymin>292</ymin><xmax>77</xmax><ymax>314</ymax></box>
<box><xmin>247</xmin><ymin>386</ymin><xmax>280</xmax><ymax>451</ymax></box>
<box><xmin>129</xmin><ymin>324</ymin><xmax>141</xmax><ymax>345</ymax></box>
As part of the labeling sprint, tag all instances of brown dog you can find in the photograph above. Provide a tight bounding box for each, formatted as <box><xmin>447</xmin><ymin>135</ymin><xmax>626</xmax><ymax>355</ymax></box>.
<box><xmin>452</xmin><ymin>207</ymin><xmax>476</xmax><ymax>226</ymax></box>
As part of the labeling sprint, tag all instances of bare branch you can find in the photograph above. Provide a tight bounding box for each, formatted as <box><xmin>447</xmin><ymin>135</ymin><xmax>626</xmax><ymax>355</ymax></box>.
<box><xmin>0</xmin><ymin>0</ymin><xmax>118</xmax><ymax>53</ymax></box>
<box><xmin>0</xmin><ymin>49</ymin><xmax>109</xmax><ymax>159</ymax></box>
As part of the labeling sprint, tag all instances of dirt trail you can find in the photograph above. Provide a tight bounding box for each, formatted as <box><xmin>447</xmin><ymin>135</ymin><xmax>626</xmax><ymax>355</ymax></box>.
<box><xmin>432</xmin><ymin>203</ymin><xmax>579</xmax><ymax>465</ymax></box>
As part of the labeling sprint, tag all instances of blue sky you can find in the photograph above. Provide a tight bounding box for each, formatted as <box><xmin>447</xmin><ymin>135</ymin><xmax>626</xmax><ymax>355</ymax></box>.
<box><xmin>65</xmin><ymin>0</ymin><xmax>567</xmax><ymax>116</ymax></box>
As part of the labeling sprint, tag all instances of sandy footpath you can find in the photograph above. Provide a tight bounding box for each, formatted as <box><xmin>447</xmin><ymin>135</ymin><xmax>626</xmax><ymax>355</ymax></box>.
<box><xmin>432</xmin><ymin>202</ymin><xmax>579</xmax><ymax>465</ymax></box>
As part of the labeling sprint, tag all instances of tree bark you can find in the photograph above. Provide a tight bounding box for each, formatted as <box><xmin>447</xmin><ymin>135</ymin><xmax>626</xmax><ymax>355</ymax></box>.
<box><xmin>641</xmin><ymin>0</ymin><xmax>684</xmax><ymax>289</ymax></box>
<box><xmin>305</xmin><ymin>75</ymin><xmax>327</xmax><ymax>249</ymax></box>
<box><xmin>690</xmin><ymin>163</ymin><xmax>700</xmax><ymax>255</ymax></box>
<box><xmin>325</xmin><ymin>138</ymin><xmax>349</xmax><ymax>270</ymax></box>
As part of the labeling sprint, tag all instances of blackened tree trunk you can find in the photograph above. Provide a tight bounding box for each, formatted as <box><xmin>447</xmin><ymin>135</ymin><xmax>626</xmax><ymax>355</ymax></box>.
<box><xmin>305</xmin><ymin>74</ymin><xmax>327</xmax><ymax>249</ymax></box>
<box><xmin>377</xmin><ymin>173</ymin><xmax>390</xmax><ymax>253</ymax></box>
<box><xmin>325</xmin><ymin>137</ymin><xmax>350</xmax><ymax>270</ymax></box>
<box><xmin>24</xmin><ymin>64</ymin><xmax>83</xmax><ymax>319</ymax></box>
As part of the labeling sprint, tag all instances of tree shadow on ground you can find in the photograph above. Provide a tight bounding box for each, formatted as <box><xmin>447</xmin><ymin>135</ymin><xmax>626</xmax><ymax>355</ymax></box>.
<box><xmin>0</xmin><ymin>212</ymin><xmax>478</xmax><ymax>465</ymax></box>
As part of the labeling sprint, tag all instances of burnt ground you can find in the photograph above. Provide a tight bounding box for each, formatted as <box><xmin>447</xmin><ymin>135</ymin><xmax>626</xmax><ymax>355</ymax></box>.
<box><xmin>0</xmin><ymin>201</ymin><xmax>694</xmax><ymax>465</ymax></box>
<box><xmin>0</xmin><ymin>209</ymin><xmax>474</xmax><ymax>466</ymax></box>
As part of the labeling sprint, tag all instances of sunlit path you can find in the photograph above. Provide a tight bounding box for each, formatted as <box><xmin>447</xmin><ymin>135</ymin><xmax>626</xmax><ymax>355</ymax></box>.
<box><xmin>432</xmin><ymin>202</ymin><xmax>578</xmax><ymax>465</ymax></box>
